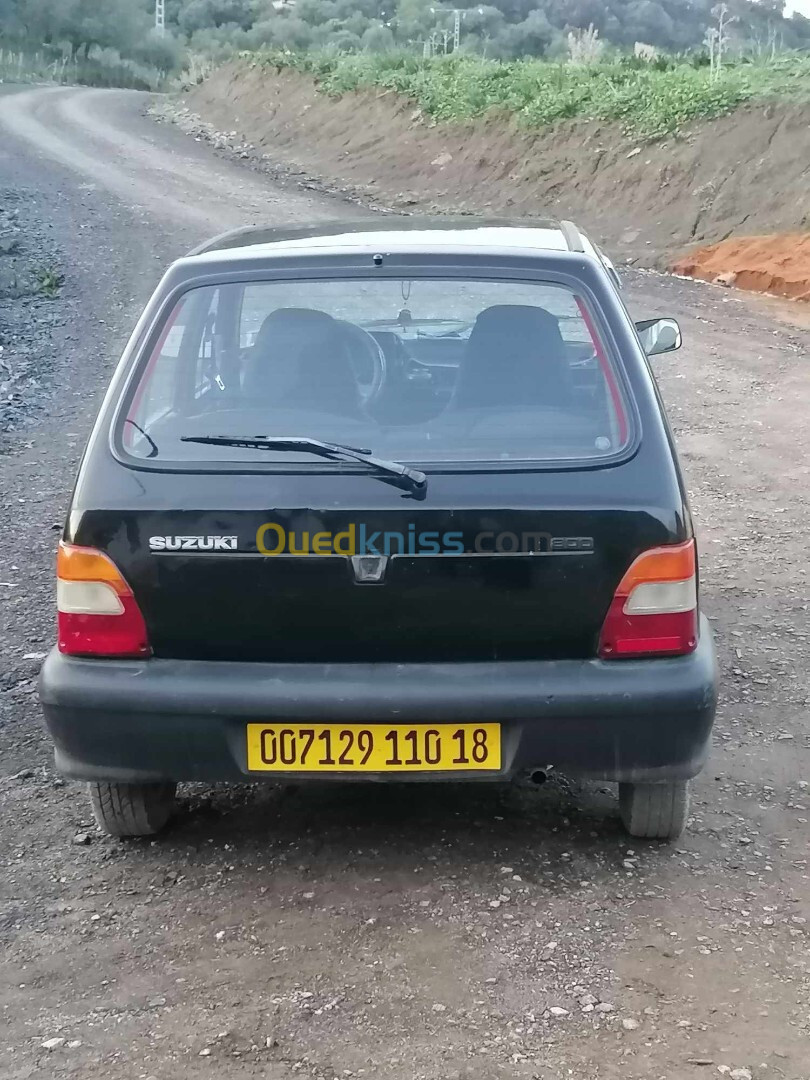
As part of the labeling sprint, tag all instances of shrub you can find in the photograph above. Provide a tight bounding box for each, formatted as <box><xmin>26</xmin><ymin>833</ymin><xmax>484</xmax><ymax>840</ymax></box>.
<box><xmin>251</xmin><ymin>48</ymin><xmax>810</xmax><ymax>139</ymax></box>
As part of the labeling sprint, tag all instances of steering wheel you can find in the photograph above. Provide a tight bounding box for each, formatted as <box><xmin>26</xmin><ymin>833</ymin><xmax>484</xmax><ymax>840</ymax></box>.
<box><xmin>337</xmin><ymin>321</ymin><xmax>386</xmax><ymax>407</ymax></box>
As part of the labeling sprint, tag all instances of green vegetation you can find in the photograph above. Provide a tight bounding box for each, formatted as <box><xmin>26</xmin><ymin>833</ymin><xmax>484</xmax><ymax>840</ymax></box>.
<box><xmin>0</xmin><ymin>47</ymin><xmax>169</xmax><ymax>90</ymax></box>
<box><xmin>0</xmin><ymin>0</ymin><xmax>808</xmax><ymax>100</ymax></box>
<box><xmin>35</xmin><ymin>266</ymin><xmax>65</xmax><ymax>297</ymax></box>
<box><xmin>163</xmin><ymin>0</ymin><xmax>810</xmax><ymax>64</ymax></box>
<box><xmin>259</xmin><ymin>49</ymin><xmax>810</xmax><ymax>139</ymax></box>
<box><xmin>0</xmin><ymin>0</ymin><xmax>180</xmax><ymax>89</ymax></box>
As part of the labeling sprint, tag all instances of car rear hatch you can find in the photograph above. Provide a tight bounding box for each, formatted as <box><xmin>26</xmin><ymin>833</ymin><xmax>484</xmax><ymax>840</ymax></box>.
<box><xmin>72</xmin><ymin>459</ymin><xmax>687</xmax><ymax>664</ymax></box>
<box><xmin>68</xmin><ymin>250</ymin><xmax>691</xmax><ymax>665</ymax></box>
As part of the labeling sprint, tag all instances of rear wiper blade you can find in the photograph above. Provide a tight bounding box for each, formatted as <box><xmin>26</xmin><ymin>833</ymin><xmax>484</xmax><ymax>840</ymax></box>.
<box><xmin>180</xmin><ymin>434</ymin><xmax>427</xmax><ymax>496</ymax></box>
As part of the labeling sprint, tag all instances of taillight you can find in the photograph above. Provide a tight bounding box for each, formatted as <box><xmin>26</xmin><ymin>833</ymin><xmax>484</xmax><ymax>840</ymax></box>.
<box><xmin>598</xmin><ymin>539</ymin><xmax>698</xmax><ymax>660</ymax></box>
<box><xmin>57</xmin><ymin>542</ymin><xmax>151</xmax><ymax>658</ymax></box>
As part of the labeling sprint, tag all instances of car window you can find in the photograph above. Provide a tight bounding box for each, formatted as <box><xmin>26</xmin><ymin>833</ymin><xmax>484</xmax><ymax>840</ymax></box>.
<box><xmin>239</xmin><ymin>279</ymin><xmax>588</xmax><ymax>341</ymax></box>
<box><xmin>123</xmin><ymin>297</ymin><xmax>189</xmax><ymax>451</ymax></box>
<box><xmin>123</xmin><ymin>276</ymin><xmax>630</xmax><ymax>465</ymax></box>
<box><xmin>193</xmin><ymin>288</ymin><xmax>221</xmax><ymax>400</ymax></box>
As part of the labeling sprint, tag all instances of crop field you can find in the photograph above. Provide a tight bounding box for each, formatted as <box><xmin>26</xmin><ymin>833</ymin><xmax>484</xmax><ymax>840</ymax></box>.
<box><xmin>260</xmin><ymin>49</ymin><xmax>810</xmax><ymax>139</ymax></box>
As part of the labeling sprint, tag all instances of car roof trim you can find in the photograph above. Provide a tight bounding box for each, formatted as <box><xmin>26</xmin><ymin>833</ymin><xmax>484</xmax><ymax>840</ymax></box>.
<box><xmin>186</xmin><ymin>217</ymin><xmax>592</xmax><ymax>262</ymax></box>
<box><xmin>559</xmin><ymin>219</ymin><xmax>585</xmax><ymax>253</ymax></box>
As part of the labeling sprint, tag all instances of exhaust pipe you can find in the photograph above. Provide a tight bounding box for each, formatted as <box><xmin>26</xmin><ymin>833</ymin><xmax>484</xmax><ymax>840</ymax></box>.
<box><xmin>529</xmin><ymin>769</ymin><xmax>548</xmax><ymax>786</ymax></box>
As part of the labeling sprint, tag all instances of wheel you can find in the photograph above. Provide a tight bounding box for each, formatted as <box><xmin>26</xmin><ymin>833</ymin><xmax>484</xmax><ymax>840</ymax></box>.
<box><xmin>88</xmin><ymin>781</ymin><xmax>177</xmax><ymax>837</ymax></box>
<box><xmin>619</xmin><ymin>780</ymin><xmax>690</xmax><ymax>840</ymax></box>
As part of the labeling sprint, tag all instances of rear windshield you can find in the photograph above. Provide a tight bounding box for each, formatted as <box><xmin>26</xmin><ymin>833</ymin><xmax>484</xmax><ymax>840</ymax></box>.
<box><xmin>121</xmin><ymin>277</ymin><xmax>630</xmax><ymax>465</ymax></box>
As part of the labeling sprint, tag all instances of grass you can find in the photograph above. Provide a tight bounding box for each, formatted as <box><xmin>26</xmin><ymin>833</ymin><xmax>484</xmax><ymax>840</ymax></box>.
<box><xmin>253</xmin><ymin>50</ymin><xmax>810</xmax><ymax>141</ymax></box>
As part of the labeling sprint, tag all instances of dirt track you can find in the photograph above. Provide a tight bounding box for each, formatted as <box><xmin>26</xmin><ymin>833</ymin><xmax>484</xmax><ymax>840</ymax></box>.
<box><xmin>1</xmin><ymin>85</ymin><xmax>809</xmax><ymax>1080</ymax></box>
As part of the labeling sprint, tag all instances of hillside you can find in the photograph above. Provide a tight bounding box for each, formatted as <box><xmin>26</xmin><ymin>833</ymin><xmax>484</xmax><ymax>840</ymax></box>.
<box><xmin>168</xmin><ymin>55</ymin><xmax>810</xmax><ymax>296</ymax></box>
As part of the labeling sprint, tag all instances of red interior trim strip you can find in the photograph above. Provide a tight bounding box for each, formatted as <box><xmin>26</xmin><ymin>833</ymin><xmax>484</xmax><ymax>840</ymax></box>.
<box><xmin>575</xmin><ymin>296</ymin><xmax>628</xmax><ymax>445</ymax></box>
<box><xmin>124</xmin><ymin>298</ymin><xmax>185</xmax><ymax>447</ymax></box>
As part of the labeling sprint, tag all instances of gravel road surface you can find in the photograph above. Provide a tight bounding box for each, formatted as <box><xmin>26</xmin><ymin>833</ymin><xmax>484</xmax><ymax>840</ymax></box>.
<box><xmin>1</xmin><ymin>85</ymin><xmax>809</xmax><ymax>1080</ymax></box>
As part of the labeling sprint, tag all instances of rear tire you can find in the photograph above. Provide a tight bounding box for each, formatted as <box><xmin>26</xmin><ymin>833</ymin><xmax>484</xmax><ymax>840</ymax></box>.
<box><xmin>88</xmin><ymin>781</ymin><xmax>177</xmax><ymax>837</ymax></box>
<box><xmin>619</xmin><ymin>780</ymin><xmax>690</xmax><ymax>840</ymax></box>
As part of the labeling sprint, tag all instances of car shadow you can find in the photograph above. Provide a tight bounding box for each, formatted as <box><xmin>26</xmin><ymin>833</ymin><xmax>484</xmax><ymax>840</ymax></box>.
<box><xmin>157</xmin><ymin>774</ymin><xmax>635</xmax><ymax>870</ymax></box>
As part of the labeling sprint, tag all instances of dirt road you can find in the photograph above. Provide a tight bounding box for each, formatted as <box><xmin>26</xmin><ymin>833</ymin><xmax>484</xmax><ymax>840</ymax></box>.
<box><xmin>1</xmin><ymin>86</ymin><xmax>809</xmax><ymax>1080</ymax></box>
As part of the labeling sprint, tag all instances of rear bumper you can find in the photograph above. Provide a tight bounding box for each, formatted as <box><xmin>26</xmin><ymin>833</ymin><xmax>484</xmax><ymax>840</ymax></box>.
<box><xmin>39</xmin><ymin>616</ymin><xmax>717</xmax><ymax>784</ymax></box>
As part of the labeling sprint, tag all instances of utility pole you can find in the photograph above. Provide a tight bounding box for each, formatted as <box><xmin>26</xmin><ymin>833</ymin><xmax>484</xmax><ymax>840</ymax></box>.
<box><xmin>453</xmin><ymin>8</ymin><xmax>461</xmax><ymax>51</ymax></box>
<box><xmin>155</xmin><ymin>0</ymin><xmax>165</xmax><ymax>36</ymax></box>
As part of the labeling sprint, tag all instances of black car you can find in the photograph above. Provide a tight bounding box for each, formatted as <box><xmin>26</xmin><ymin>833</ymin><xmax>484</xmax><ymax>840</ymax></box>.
<box><xmin>39</xmin><ymin>218</ymin><xmax>717</xmax><ymax>840</ymax></box>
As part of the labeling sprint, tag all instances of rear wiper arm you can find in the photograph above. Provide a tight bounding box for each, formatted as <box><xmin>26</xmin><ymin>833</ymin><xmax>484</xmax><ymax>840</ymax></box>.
<box><xmin>124</xmin><ymin>418</ymin><xmax>158</xmax><ymax>458</ymax></box>
<box><xmin>180</xmin><ymin>434</ymin><xmax>427</xmax><ymax>496</ymax></box>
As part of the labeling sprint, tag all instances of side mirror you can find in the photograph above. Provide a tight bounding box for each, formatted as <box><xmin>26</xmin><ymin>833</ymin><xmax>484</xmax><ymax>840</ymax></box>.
<box><xmin>635</xmin><ymin>317</ymin><xmax>682</xmax><ymax>356</ymax></box>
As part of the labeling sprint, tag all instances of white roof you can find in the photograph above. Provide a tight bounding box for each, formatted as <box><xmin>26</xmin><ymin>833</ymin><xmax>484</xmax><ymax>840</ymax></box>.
<box><xmin>186</xmin><ymin>225</ymin><xmax>599</xmax><ymax>266</ymax></box>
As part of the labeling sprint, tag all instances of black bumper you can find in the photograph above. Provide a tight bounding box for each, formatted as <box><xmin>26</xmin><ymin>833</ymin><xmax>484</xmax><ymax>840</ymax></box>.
<box><xmin>39</xmin><ymin>617</ymin><xmax>717</xmax><ymax>784</ymax></box>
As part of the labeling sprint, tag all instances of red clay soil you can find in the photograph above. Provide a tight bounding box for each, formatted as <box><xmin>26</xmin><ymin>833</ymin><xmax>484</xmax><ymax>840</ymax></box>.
<box><xmin>673</xmin><ymin>233</ymin><xmax>810</xmax><ymax>302</ymax></box>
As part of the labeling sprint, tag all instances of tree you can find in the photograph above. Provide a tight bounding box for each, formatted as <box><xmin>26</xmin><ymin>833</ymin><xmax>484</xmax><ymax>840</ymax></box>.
<box><xmin>328</xmin><ymin>27</ymin><xmax>364</xmax><ymax>49</ymax></box>
<box><xmin>514</xmin><ymin>8</ymin><xmax>554</xmax><ymax>53</ymax></box>
<box><xmin>395</xmin><ymin>0</ymin><xmax>436</xmax><ymax>39</ymax></box>
<box><xmin>620</xmin><ymin>1</ymin><xmax>675</xmax><ymax>47</ymax></box>
<box><xmin>178</xmin><ymin>0</ymin><xmax>254</xmax><ymax>35</ymax></box>
<box><xmin>545</xmin><ymin>0</ymin><xmax>609</xmax><ymax>35</ymax></box>
<box><xmin>269</xmin><ymin>13</ymin><xmax>316</xmax><ymax>47</ymax></box>
<box><xmin>295</xmin><ymin>0</ymin><xmax>338</xmax><ymax>23</ymax></box>
<box><xmin>0</xmin><ymin>0</ymin><xmax>22</xmax><ymax>36</ymax></box>
<box><xmin>332</xmin><ymin>0</ymin><xmax>388</xmax><ymax>19</ymax></box>
<box><xmin>10</xmin><ymin>0</ymin><xmax>155</xmax><ymax>56</ymax></box>
<box><xmin>362</xmin><ymin>23</ymin><xmax>396</xmax><ymax>49</ymax></box>
<box><xmin>461</xmin><ymin>5</ymin><xmax>507</xmax><ymax>39</ymax></box>
<box><xmin>4</xmin><ymin>0</ymin><xmax>809</xmax><ymax>69</ymax></box>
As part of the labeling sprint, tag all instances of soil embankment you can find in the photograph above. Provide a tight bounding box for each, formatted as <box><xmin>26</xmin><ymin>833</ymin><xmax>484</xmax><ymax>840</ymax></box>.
<box><xmin>175</xmin><ymin>60</ymin><xmax>810</xmax><ymax>298</ymax></box>
<box><xmin>674</xmin><ymin>233</ymin><xmax>810</xmax><ymax>301</ymax></box>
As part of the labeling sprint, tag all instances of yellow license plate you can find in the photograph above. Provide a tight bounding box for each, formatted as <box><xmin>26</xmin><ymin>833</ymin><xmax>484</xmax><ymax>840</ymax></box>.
<box><xmin>246</xmin><ymin>722</ymin><xmax>501</xmax><ymax>773</ymax></box>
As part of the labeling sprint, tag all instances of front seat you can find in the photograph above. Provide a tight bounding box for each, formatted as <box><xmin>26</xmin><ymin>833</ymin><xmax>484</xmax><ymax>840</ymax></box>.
<box><xmin>243</xmin><ymin>307</ymin><xmax>364</xmax><ymax>419</ymax></box>
<box><xmin>451</xmin><ymin>304</ymin><xmax>573</xmax><ymax>410</ymax></box>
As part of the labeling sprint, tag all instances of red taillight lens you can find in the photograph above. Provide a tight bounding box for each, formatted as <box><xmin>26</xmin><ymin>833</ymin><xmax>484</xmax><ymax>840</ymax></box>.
<box><xmin>57</xmin><ymin>543</ymin><xmax>151</xmax><ymax>658</ymax></box>
<box><xmin>598</xmin><ymin>540</ymin><xmax>698</xmax><ymax>660</ymax></box>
